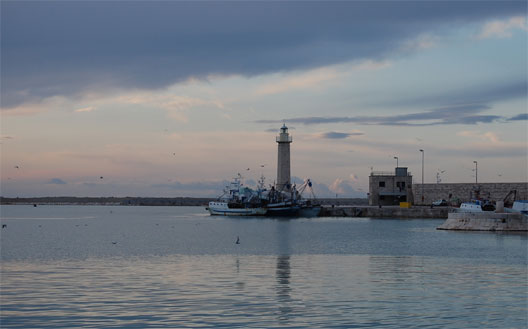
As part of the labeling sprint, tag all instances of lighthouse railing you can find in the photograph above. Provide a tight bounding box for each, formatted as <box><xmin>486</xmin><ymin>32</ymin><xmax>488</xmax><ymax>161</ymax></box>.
<box><xmin>276</xmin><ymin>136</ymin><xmax>293</xmax><ymax>142</ymax></box>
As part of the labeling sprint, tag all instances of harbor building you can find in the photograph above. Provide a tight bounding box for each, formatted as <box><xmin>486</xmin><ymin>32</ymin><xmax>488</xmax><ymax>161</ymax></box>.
<box><xmin>276</xmin><ymin>124</ymin><xmax>292</xmax><ymax>192</ymax></box>
<box><xmin>369</xmin><ymin>167</ymin><xmax>414</xmax><ymax>206</ymax></box>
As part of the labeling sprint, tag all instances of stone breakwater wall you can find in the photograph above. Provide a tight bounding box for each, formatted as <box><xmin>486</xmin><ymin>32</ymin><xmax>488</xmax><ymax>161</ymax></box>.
<box><xmin>412</xmin><ymin>182</ymin><xmax>528</xmax><ymax>205</ymax></box>
<box><xmin>321</xmin><ymin>206</ymin><xmax>448</xmax><ymax>219</ymax></box>
<box><xmin>437</xmin><ymin>212</ymin><xmax>527</xmax><ymax>231</ymax></box>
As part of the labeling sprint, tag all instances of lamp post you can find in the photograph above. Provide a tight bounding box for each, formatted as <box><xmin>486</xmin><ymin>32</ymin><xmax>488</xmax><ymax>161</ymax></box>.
<box><xmin>394</xmin><ymin>156</ymin><xmax>399</xmax><ymax>168</ymax></box>
<box><xmin>473</xmin><ymin>161</ymin><xmax>478</xmax><ymax>184</ymax></box>
<box><xmin>420</xmin><ymin>149</ymin><xmax>424</xmax><ymax>204</ymax></box>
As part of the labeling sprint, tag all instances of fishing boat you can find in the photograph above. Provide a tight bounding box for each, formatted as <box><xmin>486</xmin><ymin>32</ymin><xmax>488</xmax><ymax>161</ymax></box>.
<box><xmin>207</xmin><ymin>174</ymin><xmax>268</xmax><ymax>216</ymax></box>
<box><xmin>207</xmin><ymin>201</ymin><xmax>267</xmax><ymax>216</ymax></box>
<box><xmin>207</xmin><ymin>174</ymin><xmax>320</xmax><ymax>217</ymax></box>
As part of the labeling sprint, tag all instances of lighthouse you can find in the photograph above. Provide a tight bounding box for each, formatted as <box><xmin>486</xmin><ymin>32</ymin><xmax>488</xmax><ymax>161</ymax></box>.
<box><xmin>276</xmin><ymin>124</ymin><xmax>292</xmax><ymax>192</ymax></box>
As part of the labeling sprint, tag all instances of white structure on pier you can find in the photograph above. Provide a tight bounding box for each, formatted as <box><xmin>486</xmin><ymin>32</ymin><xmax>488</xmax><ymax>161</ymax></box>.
<box><xmin>276</xmin><ymin>124</ymin><xmax>292</xmax><ymax>192</ymax></box>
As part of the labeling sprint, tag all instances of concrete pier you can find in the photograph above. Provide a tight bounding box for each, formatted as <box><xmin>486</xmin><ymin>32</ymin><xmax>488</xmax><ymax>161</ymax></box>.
<box><xmin>437</xmin><ymin>212</ymin><xmax>527</xmax><ymax>231</ymax></box>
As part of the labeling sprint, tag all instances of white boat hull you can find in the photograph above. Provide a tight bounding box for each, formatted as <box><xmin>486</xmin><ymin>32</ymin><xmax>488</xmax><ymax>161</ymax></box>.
<box><xmin>207</xmin><ymin>202</ymin><xmax>267</xmax><ymax>216</ymax></box>
<box><xmin>457</xmin><ymin>203</ymin><xmax>483</xmax><ymax>212</ymax></box>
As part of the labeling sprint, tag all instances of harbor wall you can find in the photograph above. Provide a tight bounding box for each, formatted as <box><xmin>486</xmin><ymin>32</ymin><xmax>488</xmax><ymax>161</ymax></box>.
<box><xmin>437</xmin><ymin>212</ymin><xmax>527</xmax><ymax>231</ymax></box>
<box><xmin>411</xmin><ymin>182</ymin><xmax>528</xmax><ymax>205</ymax></box>
<box><xmin>321</xmin><ymin>206</ymin><xmax>448</xmax><ymax>219</ymax></box>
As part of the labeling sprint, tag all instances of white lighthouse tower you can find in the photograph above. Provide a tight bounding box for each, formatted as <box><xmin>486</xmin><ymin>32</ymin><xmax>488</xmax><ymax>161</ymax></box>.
<box><xmin>276</xmin><ymin>124</ymin><xmax>292</xmax><ymax>192</ymax></box>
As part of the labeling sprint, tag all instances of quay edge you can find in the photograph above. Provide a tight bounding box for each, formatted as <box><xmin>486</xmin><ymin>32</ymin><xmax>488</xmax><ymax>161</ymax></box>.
<box><xmin>437</xmin><ymin>212</ymin><xmax>528</xmax><ymax>231</ymax></box>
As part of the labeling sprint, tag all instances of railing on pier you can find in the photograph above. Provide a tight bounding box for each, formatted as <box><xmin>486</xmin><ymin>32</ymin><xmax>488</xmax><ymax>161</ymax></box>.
<box><xmin>370</xmin><ymin>171</ymin><xmax>412</xmax><ymax>176</ymax></box>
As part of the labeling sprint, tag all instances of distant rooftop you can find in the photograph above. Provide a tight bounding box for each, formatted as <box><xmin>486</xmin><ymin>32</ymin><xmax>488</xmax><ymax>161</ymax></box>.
<box><xmin>370</xmin><ymin>171</ymin><xmax>412</xmax><ymax>177</ymax></box>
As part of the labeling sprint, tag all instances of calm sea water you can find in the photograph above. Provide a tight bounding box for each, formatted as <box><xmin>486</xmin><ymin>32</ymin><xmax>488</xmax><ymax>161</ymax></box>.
<box><xmin>1</xmin><ymin>205</ymin><xmax>527</xmax><ymax>328</ymax></box>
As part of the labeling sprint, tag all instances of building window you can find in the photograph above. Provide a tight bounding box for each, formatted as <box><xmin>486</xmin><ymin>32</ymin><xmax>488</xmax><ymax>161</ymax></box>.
<box><xmin>379</xmin><ymin>181</ymin><xmax>385</xmax><ymax>187</ymax></box>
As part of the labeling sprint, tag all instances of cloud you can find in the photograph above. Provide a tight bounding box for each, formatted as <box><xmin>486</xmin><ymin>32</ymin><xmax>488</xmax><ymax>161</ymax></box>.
<box><xmin>114</xmin><ymin>93</ymin><xmax>225</xmax><ymax>122</ymax></box>
<box><xmin>318</xmin><ymin>131</ymin><xmax>364</xmax><ymax>139</ymax></box>
<box><xmin>75</xmin><ymin>106</ymin><xmax>95</xmax><ymax>113</ymax></box>
<box><xmin>290</xmin><ymin>176</ymin><xmax>364</xmax><ymax>198</ymax></box>
<box><xmin>257</xmin><ymin>104</ymin><xmax>504</xmax><ymax>126</ymax></box>
<box><xmin>47</xmin><ymin>178</ymin><xmax>67</xmax><ymax>185</ymax></box>
<box><xmin>375</xmin><ymin>80</ymin><xmax>527</xmax><ymax>109</ymax></box>
<box><xmin>457</xmin><ymin>131</ymin><xmax>501</xmax><ymax>144</ymax></box>
<box><xmin>2</xmin><ymin>1</ymin><xmax>525</xmax><ymax>108</ymax></box>
<box><xmin>401</xmin><ymin>34</ymin><xmax>439</xmax><ymax>51</ymax></box>
<box><xmin>478</xmin><ymin>16</ymin><xmax>528</xmax><ymax>39</ymax></box>
<box><xmin>508</xmin><ymin>113</ymin><xmax>528</xmax><ymax>121</ymax></box>
<box><xmin>328</xmin><ymin>178</ymin><xmax>365</xmax><ymax>198</ymax></box>
<box><xmin>255</xmin><ymin>67</ymin><xmax>340</xmax><ymax>95</ymax></box>
<box><xmin>254</xmin><ymin>60</ymin><xmax>390</xmax><ymax>96</ymax></box>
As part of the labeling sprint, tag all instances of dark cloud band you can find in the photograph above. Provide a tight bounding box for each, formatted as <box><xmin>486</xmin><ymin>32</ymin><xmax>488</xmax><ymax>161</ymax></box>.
<box><xmin>256</xmin><ymin>104</ymin><xmax>526</xmax><ymax>127</ymax></box>
<box><xmin>1</xmin><ymin>1</ymin><xmax>525</xmax><ymax>108</ymax></box>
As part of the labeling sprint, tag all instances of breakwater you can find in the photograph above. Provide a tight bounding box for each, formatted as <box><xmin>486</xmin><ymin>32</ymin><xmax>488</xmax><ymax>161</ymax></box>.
<box><xmin>321</xmin><ymin>206</ymin><xmax>448</xmax><ymax>218</ymax></box>
<box><xmin>412</xmin><ymin>182</ymin><xmax>528</xmax><ymax>205</ymax></box>
<box><xmin>438</xmin><ymin>212</ymin><xmax>527</xmax><ymax>231</ymax></box>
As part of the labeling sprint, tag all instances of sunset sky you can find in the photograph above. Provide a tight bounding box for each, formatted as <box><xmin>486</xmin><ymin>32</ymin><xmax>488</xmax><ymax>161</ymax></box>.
<box><xmin>1</xmin><ymin>1</ymin><xmax>527</xmax><ymax>198</ymax></box>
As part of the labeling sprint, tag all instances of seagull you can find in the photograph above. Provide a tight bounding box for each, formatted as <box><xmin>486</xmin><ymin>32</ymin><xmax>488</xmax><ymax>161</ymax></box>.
<box><xmin>112</xmin><ymin>241</ymin><xmax>117</xmax><ymax>245</ymax></box>
<box><xmin>2</xmin><ymin>224</ymin><xmax>6</xmax><ymax>229</ymax></box>
<box><xmin>14</xmin><ymin>166</ymin><xmax>19</xmax><ymax>169</ymax></box>
<box><xmin>100</xmin><ymin>176</ymin><xmax>104</xmax><ymax>179</ymax></box>
<box><xmin>235</xmin><ymin>236</ymin><xmax>240</xmax><ymax>244</ymax></box>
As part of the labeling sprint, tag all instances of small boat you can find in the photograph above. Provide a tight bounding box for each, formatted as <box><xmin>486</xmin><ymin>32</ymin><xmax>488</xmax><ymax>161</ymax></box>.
<box><xmin>457</xmin><ymin>200</ymin><xmax>495</xmax><ymax>212</ymax></box>
<box><xmin>505</xmin><ymin>200</ymin><xmax>528</xmax><ymax>215</ymax></box>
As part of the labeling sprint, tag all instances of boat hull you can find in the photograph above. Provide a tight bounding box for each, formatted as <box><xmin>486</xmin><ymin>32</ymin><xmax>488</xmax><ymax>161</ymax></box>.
<box><xmin>299</xmin><ymin>206</ymin><xmax>321</xmax><ymax>218</ymax></box>
<box><xmin>208</xmin><ymin>202</ymin><xmax>267</xmax><ymax>216</ymax></box>
<box><xmin>266</xmin><ymin>206</ymin><xmax>300</xmax><ymax>217</ymax></box>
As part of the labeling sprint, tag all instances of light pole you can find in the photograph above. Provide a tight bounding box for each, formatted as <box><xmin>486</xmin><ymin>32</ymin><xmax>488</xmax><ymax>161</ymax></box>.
<box><xmin>473</xmin><ymin>161</ymin><xmax>478</xmax><ymax>184</ymax></box>
<box><xmin>394</xmin><ymin>156</ymin><xmax>399</xmax><ymax>168</ymax></box>
<box><xmin>420</xmin><ymin>149</ymin><xmax>424</xmax><ymax>204</ymax></box>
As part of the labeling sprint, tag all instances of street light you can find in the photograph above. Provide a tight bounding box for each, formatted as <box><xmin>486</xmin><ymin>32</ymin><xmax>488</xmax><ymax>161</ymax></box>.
<box><xmin>473</xmin><ymin>161</ymin><xmax>478</xmax><ymax>184</ymax></box>
<box><xmin>394</xmin><ymin>156</ymin><xmax>399</xmax><ymax>168</ymax></box>
<box><xmin>420</xmin><ymin>149</ymin><xmax>424</xmax><ymax>204</ymax></box>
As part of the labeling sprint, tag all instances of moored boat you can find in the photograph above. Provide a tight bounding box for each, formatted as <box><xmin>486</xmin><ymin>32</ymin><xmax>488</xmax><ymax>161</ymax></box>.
<box><xmin>207</xmin><ymin>174</ymin><xmax>321</xmax><ymax>217</ymax></box>
<box><xmin>505</xmin><ymin>200</ymin><xmax>528</xmax><ymax>215</ymax></box>
<box><xmin>457</xmin><ymin>200</ymin><xmax>495</xmax><ymax>212</ymax></box>
<box><xmin>207</xmin><ymin>174</ymin><xmax>268</xmax><ymax>216</ymax></box>
<box><xmin>207</xmin><ymin>201</ymin><xmax>267</xmax><ymax>216</ymax></box>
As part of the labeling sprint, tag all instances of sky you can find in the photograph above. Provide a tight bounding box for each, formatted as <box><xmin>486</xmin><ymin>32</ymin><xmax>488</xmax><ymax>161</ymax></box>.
<box><xmin>1</xmin><ymin>1</ymin><xmax>527</xmax><ymax>198</ymax></box>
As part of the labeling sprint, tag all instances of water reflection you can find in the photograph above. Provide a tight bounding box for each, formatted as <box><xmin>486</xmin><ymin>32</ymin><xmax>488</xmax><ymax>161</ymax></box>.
<box><xmin>234</xmin><ymin>257</ymin><xmax>246</xmax><ymax>291</ymax></box>
<box><xmin>275</xmin><ymin>220</ymin><xmax>292</xmax><ymax>322</ymax></box>
<box><xmin>276</xmin><ymin>255</ymin><xmax>292</xmax><ymax>321</ymax></box>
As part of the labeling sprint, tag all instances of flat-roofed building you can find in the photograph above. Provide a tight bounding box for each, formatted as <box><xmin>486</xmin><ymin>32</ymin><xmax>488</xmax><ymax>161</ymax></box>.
<box><xmin>369</xmin><ymin>167</ymin><xmax>414</xmax><ymax>206</ymax></box>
